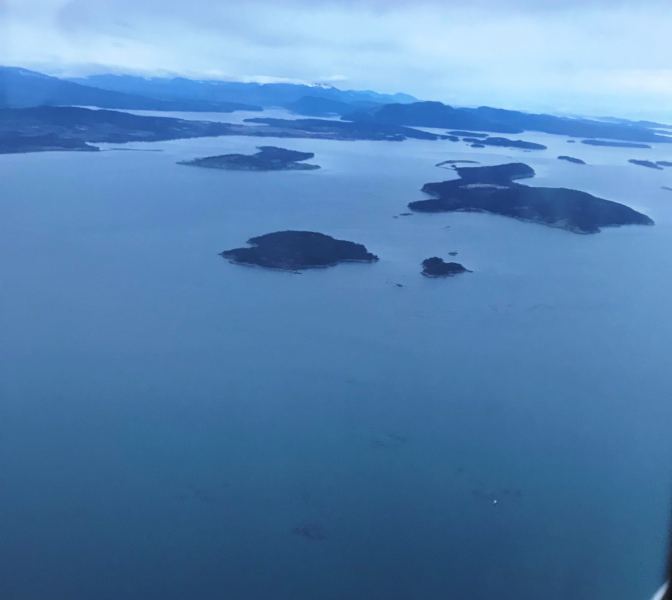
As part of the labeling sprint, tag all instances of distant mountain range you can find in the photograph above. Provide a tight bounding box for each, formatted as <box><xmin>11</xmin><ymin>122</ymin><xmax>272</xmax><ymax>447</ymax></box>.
<box><xmin>69</xmin><ymin>74</ymin><xmax>416</xmax><ymax>112</ymax></box>
<box><xmin>0</xmin><ymin>66</ymin><xmax>415</xmax><ymax>115</ymax></box>
<box><xmin>0</xmin><ymin>67</ymin><xmax>259</xmax><ymax>112</ymax></box>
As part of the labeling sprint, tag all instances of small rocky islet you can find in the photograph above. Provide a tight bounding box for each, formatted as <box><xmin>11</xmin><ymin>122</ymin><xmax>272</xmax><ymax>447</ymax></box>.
<box><xmin>221</xmin><ymin>231</ymin><xmax>378</xmax><ymax>270</ymax></box>
<box><xmin>179</xmin><ymin>146</ymin><xmax>320</xmax><ymax>171</ymax></box>
<box><xmin>628</xmin><ymin>159</ymin><xmax>663</xmax><ymax>170</ymax></box>
<box><xmin>628</xmin><ymin>159</ymin><xmax>672</xmax><ymax>170</ymax></box>
<box><xmin>436</xmin><ymin>159</ymin><xmax>480</xmax><ymax>167</ymax></box>
<box><xmin>558</xmin><ymin>155</ymin><xmax>586</xmax><ymax>164</ymax></box>
<box><xmin>422</xmin><ymin>257</ymin><xmax>471</xmax><ymax>278</ymax></box>
<box><xmin>408</xmin><ymin>162</ymin><xmax>653</xmax><ymax>234</ymax></box>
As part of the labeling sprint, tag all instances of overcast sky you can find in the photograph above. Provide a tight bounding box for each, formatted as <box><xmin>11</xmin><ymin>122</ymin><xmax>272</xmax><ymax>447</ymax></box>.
<box><xmin>2</xmin><ymin>0</ymin><xmax>672</xmax><ymax>119</ymax></box>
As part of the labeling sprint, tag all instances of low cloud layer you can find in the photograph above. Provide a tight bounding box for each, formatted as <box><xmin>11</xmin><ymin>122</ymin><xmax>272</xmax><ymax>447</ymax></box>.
<box><xmin>3</xmin><ymin>0</ymin><xmax>672</xmax><ymax>119</ymax></box>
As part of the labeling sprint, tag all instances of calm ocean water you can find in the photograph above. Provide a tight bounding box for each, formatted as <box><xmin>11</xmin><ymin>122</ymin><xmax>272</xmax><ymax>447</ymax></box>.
<box><xmin>1</xmin><ymin>116</ymin><xmax>672</xmax><ymax>599</ymax></box>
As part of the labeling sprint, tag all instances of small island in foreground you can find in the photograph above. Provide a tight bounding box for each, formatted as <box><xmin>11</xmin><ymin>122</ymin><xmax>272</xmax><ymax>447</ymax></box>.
<box><xmin>179</xmin><ymin>146</ymin><xmax>320</xmax><ymax>171</ymax></box>
<box><xmin>422</xmin><ymin>257</ymin><xmax>471</xmax><ymax>277</ymax></box>
<box><xmin>409</xmin><ymin>162</ymin><xmax>653</xmax><ymax>234</ymax></box>
<box><xmin>221</xmin><ymin>231</ymin><xmax>379</xmax><ymax>270</ymax></box>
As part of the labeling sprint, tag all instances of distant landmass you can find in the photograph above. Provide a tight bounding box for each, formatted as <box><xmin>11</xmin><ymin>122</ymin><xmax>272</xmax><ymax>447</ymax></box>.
<box><xmin>70</xmin><ymin>73</ymin><xmax>415</xmax><ymax>113</ymax></box>
<box><xmin>0</xmin><ymin>106</ymin><xmax>446</xmax><ymax>153</ymax></box>
<box><xmin>448</xmin><ymin>131</ymin><xmax>489</xmax><ymax>138</ymax></box>
<box><xmin>179</xmin><ymin>146</ymin><xmax>320</xmax><ymax>171</ymax></box>
<box><xmin>0</xmin><ymin>66</ymin><xmax>261</xmax><ymax>112</ymax></box>
<box><xmin>0</xmin><ymin>132</ymin><xmax>99</xmax><ymax>154</ymax></box>
<box><xmin>0</xmin><ymin>66</ymin><xmax>417</xmax><ymax>115</ymax></box>
<box><xmin>462</xmin><ymin>136</ymin><xmax>547</xmax><ymax>150</ymax></box>
<box><xmin>221</xmin><ymin>231</ymin><xmax>379</xmax><ymax>270</ymax></box>
<box><xmin>284</xmin><ymin>96</ymin><xmax>380</xmax><ymax>117</ymax></box>
<box><xmin>0</xmin><ymin>106</ymin><xmax>238</xmax><ymax>151</ymax></box>
<box><xmin>5</xmin><ymin>66</ymin><xmax>671</xmax><ymax>151</ymax></box>
<box><xmin>409</xmin><ymin>162</ymin><xmax>653</xmax><ymax>234</ymax></box>
<box><xmin>347</xmin><ymin>101</ymin><xmax>672</xmax><ymax>143</ymax></box>
<box><xmin>243</xmin><ymin>117</ymin><xmax>440</xmax><ymax>141</ymax></box>
<box><xmin>581</xmin><ymin>139</ymin><xmax>651</xmax><ymax>148</ymax></box>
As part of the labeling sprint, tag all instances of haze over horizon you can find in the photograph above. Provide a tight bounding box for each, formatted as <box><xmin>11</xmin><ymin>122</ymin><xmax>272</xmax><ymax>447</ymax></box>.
<box><xmin>2</xmin><ymin>0</ymin><xmax>672</xmax><ymax>121</ymax></box>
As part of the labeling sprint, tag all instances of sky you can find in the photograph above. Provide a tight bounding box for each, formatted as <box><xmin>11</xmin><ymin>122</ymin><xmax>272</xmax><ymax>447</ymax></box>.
<box><xmin>2</xmin><ymin>0</ymin><xmax>672</xmax><ymax>120</ymax></box>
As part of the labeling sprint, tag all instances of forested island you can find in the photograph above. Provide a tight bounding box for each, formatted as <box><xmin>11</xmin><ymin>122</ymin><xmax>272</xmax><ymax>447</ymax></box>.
<box><xmin>462</xmin><ymin>136</ymin><xmax>547</xmax><ymax>150</ymax></box>
<box><xmin>409</xmin><ymin>163</ymin><xmax>654</xmax><ymax>234</ymax></box>
<box><xmin>422</xmin><ymin>258</ymin><xmax>471</xmax><ymax>277</ymax></box>
<box><xmin>221</xmin><ymin>231</ymin><xmax>379</xmax><ymax>270</ymax></box>
<box><xmin>179</xmin><ymin>146</ymin><xmax>320</xmax><ymax>171</ymax></box>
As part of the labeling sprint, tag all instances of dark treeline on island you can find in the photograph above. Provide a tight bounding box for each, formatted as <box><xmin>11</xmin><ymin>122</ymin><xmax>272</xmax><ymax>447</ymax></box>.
<box><xmin>409</xmin><ymin>162</ymin><xmax>654</xmax><ymax>234</ymax></box>
<box><xmin>221</xmin><ymin>231</ymin><xmax>379</xmax><ymax>270</ymax></box>
<box><xmin>451</xmin><ymin>162</ymin><xmax>535</xmax><ymax>184</ymax></box>
<box><xmin>448</xmin><ymin>131</ymin><xmax>489</xmax><ymax>138</ymax></box>
<box><xmin>462</xmin><ymin>136</ymin><xmax>547</xmax><ymax>150</ymax></box>
<box><xmin>179</xmin><ymin>146</ymin><xmax>320</xmax><ymax>171</ymax></box>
